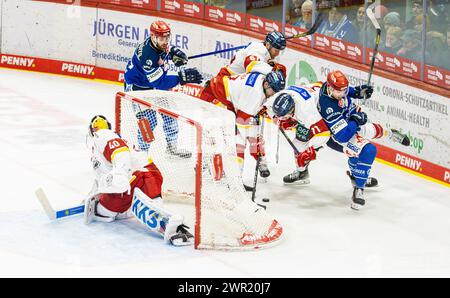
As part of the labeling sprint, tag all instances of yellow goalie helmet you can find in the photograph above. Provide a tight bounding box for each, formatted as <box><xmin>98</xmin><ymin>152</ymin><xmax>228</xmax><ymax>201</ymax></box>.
<box><xmin>88</xmin><ymin>115</ymin><xmax>111</xmax><ymax>137</ymax></box>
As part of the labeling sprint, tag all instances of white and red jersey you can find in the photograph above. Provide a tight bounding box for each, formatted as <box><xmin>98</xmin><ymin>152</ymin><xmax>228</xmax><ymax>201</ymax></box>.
<box><xmin>224</xmin><ymin>72</ymin><xmax>268</xmax><ymax>123</ymax></box>
<box><xmin>266</xmin><ymin>83</ymin><xmax>331</xmax><ymax>149</ymax></box>
<box><xmin>226</xmin><ymin>42</ymin><xmax>274</xmax><ymax>76</ymax></box>
<box><xmin>87</xmin><ymin>129</ymin><xmax>148</xmax><ymax>181</ymax></box>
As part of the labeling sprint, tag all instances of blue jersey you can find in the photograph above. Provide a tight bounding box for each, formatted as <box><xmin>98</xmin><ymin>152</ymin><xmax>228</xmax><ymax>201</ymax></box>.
<box><xmin>124</xmin><ymin>38</ymin><xmax>180</xmax><ymax>90</ymax></box>
<box><xmin>317</xmin><ymin>83</ymin><xmax>361</xmax><ymax>144</ymax></box>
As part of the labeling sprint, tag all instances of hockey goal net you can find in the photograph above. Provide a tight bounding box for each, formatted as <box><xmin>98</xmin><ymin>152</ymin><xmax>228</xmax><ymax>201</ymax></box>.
<box><xmin>115</xmin><ymin>90</ymin><xmax>283</xmax><ymax>250</ymax></box>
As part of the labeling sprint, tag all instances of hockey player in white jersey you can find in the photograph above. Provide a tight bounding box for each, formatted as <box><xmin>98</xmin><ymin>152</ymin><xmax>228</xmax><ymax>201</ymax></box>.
<box><xmin>200</xmin><ymin>31</ymin><xmax>287</xmax><ymax>181</ymax></box>
<box><xmin>84</xmin><ymin>115</ymin><xmax>193</xmax><ymax>246</ymax></box>
<box><xmin>264</xmin><ymin>83</ymin><xmax>331</xmax><ymax>185</ymax></box>
<box><xmin>200</xmin><ymin>70</ymin><xmax>286</xmax><ymax>190</ymax></box>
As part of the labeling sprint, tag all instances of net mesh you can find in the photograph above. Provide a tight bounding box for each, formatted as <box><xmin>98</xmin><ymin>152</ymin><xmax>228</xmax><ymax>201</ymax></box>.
<box><xmin>116</xmin><ymin>90</ymin><xmax>283</xmax><ymax>250</ymax></box>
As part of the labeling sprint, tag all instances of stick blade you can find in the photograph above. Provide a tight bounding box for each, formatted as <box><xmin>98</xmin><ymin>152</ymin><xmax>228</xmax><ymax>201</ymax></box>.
<box><xmin>35</xmin><ymin>188</ymin><xmax>56</xmax><ymax>220</ymax></box>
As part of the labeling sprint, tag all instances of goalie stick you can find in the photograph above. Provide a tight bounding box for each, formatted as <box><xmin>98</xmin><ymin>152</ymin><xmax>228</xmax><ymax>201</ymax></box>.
<box><xmin>35</xmin><ymin>182</ymin><xmax>98</xmax><ymax>220</ymax></box>
<box><xmin>35</xmin><ymin>188</ymin><xmax>85</xmax><ymax>220</ymax></box>
<box><xmin>188</xmin><ymin>13</ymin><xmax>324</xmax><ymax>60</ymax></box>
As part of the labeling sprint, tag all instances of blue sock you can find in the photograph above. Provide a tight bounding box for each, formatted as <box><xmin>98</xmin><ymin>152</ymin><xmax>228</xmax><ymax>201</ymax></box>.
<box><xmin>348</xmin><ymin>143</ymin><xmax>377</xmax><ymax>188</ymax></box>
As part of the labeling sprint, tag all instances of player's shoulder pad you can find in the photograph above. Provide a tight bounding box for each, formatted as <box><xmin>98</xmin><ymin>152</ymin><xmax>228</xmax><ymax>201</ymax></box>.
<box><xmin>136</xmin><ymin>38</ymin><xmax>160</xmax><ymax>71</ymax></box>
<box><xmin>94</xmin><ymin>129</ymin><xmax>121</xmax><ymax>148</ymax></box>
<box><xmin>318</xmin><ymin>90</ymin><xmax>342</xmax><ymax>120</ymax></box>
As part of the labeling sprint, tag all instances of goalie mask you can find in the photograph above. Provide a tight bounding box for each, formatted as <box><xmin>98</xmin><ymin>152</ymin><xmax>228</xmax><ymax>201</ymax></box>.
<box><xmin>89</xmin><ymin>115</ymin><xmax>111</xmax><ymax>137</ymax></box>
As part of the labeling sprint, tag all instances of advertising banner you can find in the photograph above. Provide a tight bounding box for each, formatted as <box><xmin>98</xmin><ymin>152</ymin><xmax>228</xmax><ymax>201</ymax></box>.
<box><xmin>97</xmin><ymin>0</ymin><xmax>157</xmax><ymax>10</ymax></box>
<box><xmin>1</xmin><ymin>0</ymin><xmax>96</xmax><ymax>65</ymax></box>
<box><xmin>246</xmin><ymin>14</ymin><xmax>282</xmax><ymax>35</ymax></box>
<box><xmin>424</xmin><ymin>65</ymin><xmax>450</xmax><ymax>90</ymax></box>
<box><xmin>367</xmin><ymin>49</ymin><xmax>421</xmax><ymax>81</ymax></box>
<box><xmin>161</xmin><ymin>0</ymin><xmax>204</xmax><ymax>19</ymax></box>
<box><xmin>283</xmin><ymin>48</ymin><xmax>450</xmax><ymax>174</ymax></box>
<box><xmin>314</xmin><ymin>34</ymin><xmax>363</xmax><ymax>63</ymax></box>
<box><xmin>284</xmin><ymin>25</ymin><xmax>312</xmax><ymax>48</ymax></box>
<box><xmin>204</xmin><ymin>5</ymin><xmax>245</xmax><ymax>29</ymax></box>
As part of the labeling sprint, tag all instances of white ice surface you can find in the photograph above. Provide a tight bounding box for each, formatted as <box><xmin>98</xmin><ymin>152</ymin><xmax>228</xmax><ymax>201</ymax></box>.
<box><xmin>0</xmin><ymin>68</ymin><xmax>449</xmax><ymax>277</ymax></box>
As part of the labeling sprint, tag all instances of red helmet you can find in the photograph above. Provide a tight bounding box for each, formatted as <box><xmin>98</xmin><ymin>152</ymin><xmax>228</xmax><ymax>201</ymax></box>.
<box><xmin>327</xmin><ymin>70</ymin><xmax>349</xmax><ymax>91</ymax></box>
<box><xmin>150</xmin><ymin>20</ymin><xmax>171</xmax><ymax>37</ymax></box>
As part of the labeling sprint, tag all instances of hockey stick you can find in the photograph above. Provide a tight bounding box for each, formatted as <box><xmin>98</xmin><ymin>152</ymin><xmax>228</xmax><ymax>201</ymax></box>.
<box><xmin>278</xmin><ymin>126</ymin><xmax>323</xmax><ymax>155</ymax></box>
<box><xmin>361</xmin><ymin>2</ymin><xmax>381</xmax><ymax>106</ymax></box>
<box><xmin>35</xmin><ymin>188</ymin><xmax>85</xmax><ymax>220</ymax></box>
<box><xmin>275</xmin><ymin>129</ymin><xmax>280</xmax><ymax>164</ymax></box>
<box><xmin>251</xmin><ymin>116</ymin><xmax>267</xmax><ymax>210</ymax></box>
<box><xmin>188</xmin><ymin>45</ymin><xmax>246</xmax><ymax>60</ymax></box>
<box><xmin>285</xmin><ymin>12</ymin><xmax>324</xmax><ymax>40</ymax></box>
<box><xmin>189</xmin><ymin>13</ymin><xmax>324</xmax><ymax>61</ymax></box>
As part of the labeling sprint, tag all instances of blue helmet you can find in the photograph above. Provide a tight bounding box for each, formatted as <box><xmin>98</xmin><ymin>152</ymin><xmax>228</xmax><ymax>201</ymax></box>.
<box><xmin>265</xmin><ymin>31</ymin><xmax>286</xmax><ymax>50</ymax></box>
<box><xmin>272</xmin><ymin>93</ymin><xmax>294</xmax><ymax>117</ymax></box>
<box><xmin>265</xmin><ymin>71</ymin><xmax>286</xmax><ymax>93</ymax></box>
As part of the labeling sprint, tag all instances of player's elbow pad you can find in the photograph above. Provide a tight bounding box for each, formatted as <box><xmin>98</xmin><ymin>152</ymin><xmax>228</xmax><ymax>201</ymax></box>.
<box><xmin>333</xmin><ymin>121</ymin><xmax>359</xmax><ymax>143</ymax></box>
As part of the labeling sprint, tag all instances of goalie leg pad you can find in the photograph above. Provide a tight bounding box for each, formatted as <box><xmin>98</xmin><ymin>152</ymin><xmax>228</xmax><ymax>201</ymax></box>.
<box><xmin>131</xmin><ymin>188</ymin><xmax>193</xmax><ymax>246</ymax></box>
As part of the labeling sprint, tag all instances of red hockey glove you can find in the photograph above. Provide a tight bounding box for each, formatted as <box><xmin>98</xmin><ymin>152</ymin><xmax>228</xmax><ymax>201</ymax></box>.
<box><xmin>277</xmin><ymin>117</ymin><xmax>297</xmax><ymax>131</ymax></box>
<box><xmin>295</xmin><ymin>147</ymin><xmax>317</xmax><ymax>168</ymax></box>
<box><xmin>272</xmin><ymin>63</ymin><xmax>287</xmax><ymax>78</ymax></box>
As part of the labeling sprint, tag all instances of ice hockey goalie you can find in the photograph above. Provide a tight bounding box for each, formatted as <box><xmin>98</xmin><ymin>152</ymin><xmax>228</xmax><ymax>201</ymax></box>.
<box><xmin>84</xmin><ymin>115</ymin><xmax>194</xmax><ymax>246</ymax></box>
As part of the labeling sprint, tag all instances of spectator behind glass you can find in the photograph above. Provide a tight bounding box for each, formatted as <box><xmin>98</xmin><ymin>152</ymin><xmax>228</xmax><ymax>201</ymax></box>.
<box><xmin>317</xmin><ymin>5</ymin><xmax>359</xmax><ymax>44</ymax></box>
<box><xmin>406</xmin><ymin>0</ymin><xmax>426</xmax><ymax>30</ymax></box>
<box><xmin>414</xmin><ymin>14</ymin><xmax>431</xmax><ymax>32</ymax></box>
<box><xmin>383</xmin><ymin>12</ymin><xmax>402</xmax><ymax>33</ymax></box>
<box><xmin>380</xmin><ymin>26</ymin><xmax>403</xmax><ymax>55</ymax></box>
<box><xmin>351</xmin><ymin>6</ymin><xmax>366</xmax><ymax>45</ymax></box>
<box><xmin>287</xmin><ymin>0</ymin><xmax>304</xmax><ymax>25</ymax></box>
<box><xmin>429</xmin><ymin>0</ymin><xmax>449</xmax><ymax>34</ymax></box>
<box><xmin>426</xmin><ymin>31</ymin><xmax>447</xmax><ymax>68</ymax></box>
<box><xmin>397</xmin><ymin>29</ymin><xmax>422</xmax><ymax>62</ymax></box>
<box><xmin>293</xmin><ymin>0</ymin><xmax>313</xmax><ymax>29</ymax></box>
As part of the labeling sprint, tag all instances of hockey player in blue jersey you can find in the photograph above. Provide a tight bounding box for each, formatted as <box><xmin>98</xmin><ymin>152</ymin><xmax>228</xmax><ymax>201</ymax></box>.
<box><xmin>313</xmin><ymin>70</ymin><xmax>409</xmax><ymax>210</ymax></box>
<box><xmin>124</xmin><ymin>20</ymin><xmax>203</xmax><ymax>158</ymax></box>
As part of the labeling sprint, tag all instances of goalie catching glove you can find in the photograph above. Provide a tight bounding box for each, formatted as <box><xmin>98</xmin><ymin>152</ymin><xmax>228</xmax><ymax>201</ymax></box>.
<box><xmin>169</xmin><ymin>46</ymin><xmax>188</xmax><ymax>67</ymax></box>
<box><xmin>178</xmin><ymin>68</ymin><xmax>203</xmax><ymax>85</ymax></box>
<box><xmin>296</xmin><ymin>146</ymin><xmax>316</xmax><ymax>168</ymax></box>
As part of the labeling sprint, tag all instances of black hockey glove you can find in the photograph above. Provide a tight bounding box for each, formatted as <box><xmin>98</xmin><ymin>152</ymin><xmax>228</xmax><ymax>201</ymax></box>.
<box><xmin>349</xmin><ymin>111</ymin><xmax>368</xmax><ymax>126</ymax></box>
<box><xmin>178</xmin><ymin>68</ymin><xmax>203</xmax><ymax>85</ymax></box>
<box><xmin>170</xmin><ymin>47</ymin><xmax>188</xmax><ymax>67</ymax></box>
<box><xmin>353</xmin><ymin>85</ymin><xmax>374</xmax><ymax>99</ymax></box>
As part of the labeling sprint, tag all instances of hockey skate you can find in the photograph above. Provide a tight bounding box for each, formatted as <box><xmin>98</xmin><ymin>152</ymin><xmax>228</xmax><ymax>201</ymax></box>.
<box><xmin>259</xmin><ymin>161</ymin><xmax>271</xmax><ymax>178</ymax></box>
<box><xmin>350</xmin><ymin>187</ymin><xmax>365</xmax><ymax>210</ymax></box>
<box><xmin>283</xmin><ymin>168</ymin><xmax>310</xmax><ymax>185</ymax></box>
<box><xmin>346</xmin><ymin>171</ymin><xmax>378</xmax><ymax>188</ymax></box>
<box><xmin>166</xmin><ymin>142</ymin><xmax>192</xmax><ymax>158</ymax></box>
<box><xmin>387</xmin><ymin>129</ymin><xmax>410</xmax><ymax>146</ymax></box>
<box><xmin>169</xmin><ymin>224</ymin><xmax>194</xmax><ymax>246</ymax></box>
